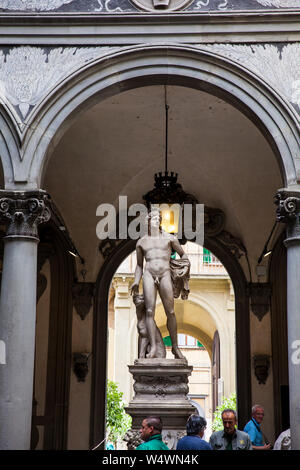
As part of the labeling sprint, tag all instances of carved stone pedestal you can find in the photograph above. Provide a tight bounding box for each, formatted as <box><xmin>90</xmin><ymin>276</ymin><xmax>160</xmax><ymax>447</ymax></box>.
<box><xmin>124</xmin><ymin>358</ymin><xmax>194</xmax><ymax>450</ymax></box>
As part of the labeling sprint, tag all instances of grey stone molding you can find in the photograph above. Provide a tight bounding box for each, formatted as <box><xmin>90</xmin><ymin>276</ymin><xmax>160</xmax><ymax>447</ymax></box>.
<box><xmin>275</xmin><ymin>188</ymin><xmax>300</xmax><ymax>242</ymax></box>
<box><xmin>248</xmin><ymin>282</ymin><xmax>272</xmax><ymax>321</ymax></box>
<box><xmin>0</xmin><ymin>190</ymin><xmax>51</xmax><ymax>239</ymax></box>
<box><xmin>0</xmin><ymin>12</ymin><xmax>300</xmax><ymax>48</ymax></box>
<box><xmin>72</xmin><ymin>281</ymin><xmax>95</xmax><ymax>320</ymax></box>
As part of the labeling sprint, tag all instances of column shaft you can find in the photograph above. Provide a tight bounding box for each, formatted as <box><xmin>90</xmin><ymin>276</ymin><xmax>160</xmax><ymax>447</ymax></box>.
<box><xmin>276</xmin><ymin>189</ymin><xmax>300</xmax><ymax>450</ymax></box>
<box><xmin>0</xmin><ymin>190</ymin><xmax>50</xmax><ymax>450</ymax></box>
<box><xmin>0</xmin><ymin>238</ymin><xmax>38</xmax><ymax>449</ymax></box>
<box><xmin>286</xmin><ymin>242</ymin><xmax>300</xmax><ymax>449</ymax></box>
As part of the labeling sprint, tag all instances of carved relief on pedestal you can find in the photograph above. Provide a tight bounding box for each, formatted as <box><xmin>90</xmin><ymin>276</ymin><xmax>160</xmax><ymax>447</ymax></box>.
<box><xmin>133</xmin><ymin>374</ymin><xmax>189</xmax><ymax>398</ymax></box>
<box><xmin>123</xmin><ymin>429</ymin><xmax>143</xmax><ymax>450</ymax></box>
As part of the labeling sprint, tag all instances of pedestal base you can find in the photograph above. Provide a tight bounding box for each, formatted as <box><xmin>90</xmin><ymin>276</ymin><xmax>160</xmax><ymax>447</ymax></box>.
<box><xmin>124</xmin><ymin>358</ymin><xmax>195</xmax><ymax>449</ymax></box>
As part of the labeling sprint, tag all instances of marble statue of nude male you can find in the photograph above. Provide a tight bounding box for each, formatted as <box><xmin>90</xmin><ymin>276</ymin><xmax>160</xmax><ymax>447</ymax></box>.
<box><xmin>131</xmin><ymin>208</ymin><xmax>188</xmax><ymax>360</ymax></box>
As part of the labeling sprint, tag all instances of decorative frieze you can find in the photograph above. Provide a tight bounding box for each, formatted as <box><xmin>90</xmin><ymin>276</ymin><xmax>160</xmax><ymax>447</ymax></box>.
<box><xmin>0</xmin><ymin>190</ymin><xmax>51</xmax><ymax>239</ymax></box>
<box><xmin>0</xmin><ymin>0</ymin><xmax>75</xmax><ymax>10</ymax></box>
<box><xmin>0</xmin><ymin>46</ymin><xmax>119</xmax><ymax>121</ymax></box>
<box><xmin>1</xmin><ymin>0</ymin><xmax>300</xmax><ymax>11</ymax></box>
<box><xmin>255</xmin><ymin>0</ymin><xmax>300</xmax><ymax>6</ymax></box>
<box><xmin>0</xmin><ymin>43</ymin><xmax>299</xmax><ymax>126</ymax></box>
<box><xmin>199</xmin><ymin>43</ymin><xmax>300</xmax><ymax>111</ymax></box>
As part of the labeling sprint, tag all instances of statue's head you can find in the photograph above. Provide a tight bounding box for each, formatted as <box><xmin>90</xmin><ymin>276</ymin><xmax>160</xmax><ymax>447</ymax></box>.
<box><xmin>146</xmin><ymin>208</ymin><xmax>162</xmax><ymax>234</ymax></box>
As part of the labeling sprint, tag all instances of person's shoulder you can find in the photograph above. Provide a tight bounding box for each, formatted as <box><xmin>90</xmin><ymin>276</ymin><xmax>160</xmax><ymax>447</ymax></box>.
<box><xmin>210</xmin><ymin>430</ymin><xmax>222</xmax><ymax>437</ymax></box>
<box><xmin>209</xmin><ymin>430</ymin><xmax>222</xmax><ymax>441</ymax></box>
<box><xmin>136</xmin><ymin>440</ymin><xmax>155</xmax><ymax>450</ymax></box>
<box><xmin>237</xmin><ymin>429</ymin><xmax>252</xmax><ymax>440</ymax></box>
<box><xmin>200</xmin><ymin>439</ymin><xmax>213</xmax><ymax>450</ymax></box>
<box><xmin>243</xmin><ymin>420</ymin><xmax>253</xmax><ymax>430</ymax></box>
<box><xmin>176</xmin><ymin>435</ymin><xmax>188</xmax><ymax>447</ymax></box>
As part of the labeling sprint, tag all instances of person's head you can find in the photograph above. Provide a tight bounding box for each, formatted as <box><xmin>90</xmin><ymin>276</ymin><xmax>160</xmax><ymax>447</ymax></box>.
<box><xmin>252</xmin><ymin>404</ymin><xmax>265</xmax><ymax>424</ymax></box>
<box><xmin>140</xmin><ymin>416</ymin><xmax>163</xmax><ymax>441</ymax></box>
<box><xmin>186</xmin><ymin>414</ymin><xmax>207</xmax><ymax>438</ymax></box>
<box><xmin>146</xmin><ymin>208</ymin><xmax>162</xmax><ymax>234</ymax></box>
<box><xmin>222</xmin><ymin>409</ymin><xmax>237</xmax><ymax>435</ymax></box>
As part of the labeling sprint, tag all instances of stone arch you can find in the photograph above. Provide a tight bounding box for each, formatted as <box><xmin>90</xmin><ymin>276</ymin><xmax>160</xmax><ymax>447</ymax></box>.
<box><xmin>156</xmin><ymin>292</ymin><xmax>235</xmax><ymax>396</ymax></box>
<box><xmin>156</xmin><ymin>292</ymin><xmax>231</xmax><ymax>351</ymax></box>
<box><xmin>91</xmin><ymin>233</ymin><xmax>249</xmax><ymax>447</ymax></box>
<box><xmin>0</xmin><ymin>109</ymin><xmax>21</xmax><ymax>188</ymax></box>
<box><xmin>12</xmin><ymin>43</ymin><xmax>299</xmax><ymax>189</ymax></box>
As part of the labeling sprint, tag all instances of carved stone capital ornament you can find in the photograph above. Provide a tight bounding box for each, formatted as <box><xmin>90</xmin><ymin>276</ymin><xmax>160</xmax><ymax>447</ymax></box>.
<box><xmin>0</xmin><ymin>190</ymin><xmax>51</xmax><ymax>240</ymax></box>
<box><xmin>248</xmin><ymin>282</ymin><xmax>272</xmax><ymax>321</ymax></box>
<box><xmin>72</xmin><ymin>282</ymin><xmax>95</xmax><ymax>320</ymax></box>
<box><xmin>253</xmin><ymin>354</ymin><xmax>270</xmax><ymax>385</ymax></box>
<box><xmin>275</xmin><ymin>189</ymin><xmax>300</xmax><ymax>244</ymax></box>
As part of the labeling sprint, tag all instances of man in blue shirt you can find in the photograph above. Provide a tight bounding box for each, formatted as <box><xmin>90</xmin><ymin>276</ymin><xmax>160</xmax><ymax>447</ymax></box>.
<box><xmin>244</xmin><ymin>404</ymin><xmax>271</xmax><ymax>450</ymax></box>
<box><xmin>177</xmin><ymin>414</ymin><xmax>212</xmax><ymax>450</ymax></box>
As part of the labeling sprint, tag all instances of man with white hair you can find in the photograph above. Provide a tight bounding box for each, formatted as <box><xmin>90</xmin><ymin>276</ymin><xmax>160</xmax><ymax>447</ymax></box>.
<box><xmin>244</xmin><ymin>404</ymin><xmax>271</xmax><ymax>450</ymax></box>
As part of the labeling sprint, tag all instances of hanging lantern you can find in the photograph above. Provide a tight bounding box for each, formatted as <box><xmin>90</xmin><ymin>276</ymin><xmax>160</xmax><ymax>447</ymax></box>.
<box><xmin>143</xmin><ymin>87</ymin><xmax>198</xmax><ymax>237</ymax></box>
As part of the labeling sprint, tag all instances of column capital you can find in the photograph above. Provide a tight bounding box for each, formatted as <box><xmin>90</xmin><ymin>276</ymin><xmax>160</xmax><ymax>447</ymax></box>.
<box><xmin>275</xmin><ymin>188</ymin><xmax>300</xmax><ymax>223</ymax></box>
<box><xmin>0</xmin><ymin>190</ymin><xmax>51</xmax><ymax>241</ymax></box>
<box><xmin>275</xmin><ymin>188</ymin><xmax>300</xmax><ymax>246</ymax></box>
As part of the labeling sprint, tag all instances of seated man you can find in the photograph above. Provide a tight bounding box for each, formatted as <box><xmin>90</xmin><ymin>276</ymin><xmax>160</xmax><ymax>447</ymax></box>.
<box><xmin>177</xmin><ymin>414</ymin><xmax>212</xmax><ymax>450</ymax></box>
<box><xmin>210</xmin><ymin>409</ymin><xmax>252</xmax><ymax>450</ymax></box>
<box><xmin>136</xmin><ymin>416</ymin><xmax>169</xmax><ymax>450</ymax></box>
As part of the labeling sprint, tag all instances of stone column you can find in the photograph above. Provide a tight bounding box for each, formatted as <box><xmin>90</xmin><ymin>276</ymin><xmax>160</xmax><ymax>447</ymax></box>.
<box><xmin>113</xmin><ymin>277</ymin><xmax>134</xmax><ymax>403</ymax></box>
<box><xmin>275</xmin><ymin>189</ymin><xmax>300</xmax><ymax>450</ymax></box>
<box><xmin>0</xmin><ymin>190</ymin><xmax>50</xmax><ymax>450</ymax></box>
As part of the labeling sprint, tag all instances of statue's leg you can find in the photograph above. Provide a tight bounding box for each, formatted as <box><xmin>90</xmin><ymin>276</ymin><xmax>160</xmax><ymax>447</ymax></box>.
<box><xmin>159</xmin><ymin>272</ymin><xmax>186</xmax><ymax>360</ymax></box>
<box><xmin>143</xmin><ymin>270</ymin><xmax>158</xmax><ymax>358</ymax></box>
